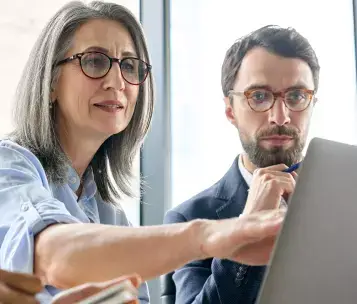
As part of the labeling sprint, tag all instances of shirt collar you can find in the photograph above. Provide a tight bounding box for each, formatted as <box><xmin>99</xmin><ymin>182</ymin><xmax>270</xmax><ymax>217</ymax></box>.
<box><xmin>67</xmin><ymin>166</ymin><xmax>97</xmax><ymax>200</ymax></box>
<box><xmin>238</xmin><ymin>154</ymin><xmax>253</xmax><ymax>187</ymax></box>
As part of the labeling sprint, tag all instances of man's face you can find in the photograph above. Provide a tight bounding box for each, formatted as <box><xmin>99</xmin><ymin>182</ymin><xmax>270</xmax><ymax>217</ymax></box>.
<box><xmin>224</xmin><ymin>47</ymin><xmax>316</xmax><ymax>168</ymax></box>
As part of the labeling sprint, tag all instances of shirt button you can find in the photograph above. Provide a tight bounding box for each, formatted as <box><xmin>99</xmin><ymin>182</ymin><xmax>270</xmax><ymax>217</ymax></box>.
<box><xmin>69</xmin><ymin>176</ymin><xmax>77</xmax><ymax>184</ymax></box>
<box><xmin>21</xmin><ymin>204</ymin><xmax>29</xmax><ymax>212</ymax></box>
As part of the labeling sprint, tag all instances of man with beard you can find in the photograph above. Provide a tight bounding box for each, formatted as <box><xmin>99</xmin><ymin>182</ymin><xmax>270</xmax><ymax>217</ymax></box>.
<box><xmin>163</xmin><ymin>25</ymin><xmax>319</xmax><ymax>304</ymax></box>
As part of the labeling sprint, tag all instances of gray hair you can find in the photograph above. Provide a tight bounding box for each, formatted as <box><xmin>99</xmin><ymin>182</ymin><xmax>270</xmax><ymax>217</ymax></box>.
<box><xmin>10</xmin><ymin>1</ymin><xmax>154</xmax><ymax>203</ymax></box>
<box><xmin>221</xmin><ymin>25</ymin><xmax>320</xmax><ymax>99</ymax></box>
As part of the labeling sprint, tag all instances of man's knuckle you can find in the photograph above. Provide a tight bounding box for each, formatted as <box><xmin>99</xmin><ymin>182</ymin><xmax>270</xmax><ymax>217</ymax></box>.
<box><xmin>266</xmin><ymin>178</ymin><xmax>277</xmax><ymax>187</ymax></box>
<box><xmin>254</xmin><ymin>168</ymin><xmax>264</xmax><ymax>176</ymax></box>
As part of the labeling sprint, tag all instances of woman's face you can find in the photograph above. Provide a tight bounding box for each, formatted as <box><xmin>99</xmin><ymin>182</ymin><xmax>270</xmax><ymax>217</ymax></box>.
<box><xmin>53</xmin><ymin>19</ymin><xmax>140</xmax><ymax>142</ymax></box>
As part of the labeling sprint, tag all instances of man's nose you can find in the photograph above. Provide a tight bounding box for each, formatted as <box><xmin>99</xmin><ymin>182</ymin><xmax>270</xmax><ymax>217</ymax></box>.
<box><xmin>268</xmin><ymin>98</ymin><xmax>291</xmax><ymax>126</ymax></box>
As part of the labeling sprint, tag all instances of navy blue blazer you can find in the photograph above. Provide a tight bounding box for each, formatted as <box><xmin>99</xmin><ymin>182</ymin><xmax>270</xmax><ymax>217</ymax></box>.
<box><xmin>164</xmin><ymin>157</ymin><xmax>266</xmax><ymax>304</ymax></box>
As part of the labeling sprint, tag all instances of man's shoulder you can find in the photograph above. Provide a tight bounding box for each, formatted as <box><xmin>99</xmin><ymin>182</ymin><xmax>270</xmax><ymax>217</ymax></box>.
<box><xmin>167</xmin><ymin>181</ymin><xmax>227</xmax><ymax>222</ymax></box>
<box><xmin>165</xmin><ymin>157</ymin><xmax>246</xmax><ymax>222</ymax></box>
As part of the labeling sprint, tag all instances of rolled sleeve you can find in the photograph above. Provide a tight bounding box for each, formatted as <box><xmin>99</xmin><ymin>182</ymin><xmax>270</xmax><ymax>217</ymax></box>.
<box><xmin>0</xmin><ymin>141</ymin><xmax>81</xmax><ymax>274</ymax></box>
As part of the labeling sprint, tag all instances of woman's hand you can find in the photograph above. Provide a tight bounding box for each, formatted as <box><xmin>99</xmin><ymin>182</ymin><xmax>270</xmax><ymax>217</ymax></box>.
<box><xmin>0</xmin><ymin>269</ymin><xmax>42</xmax><ymax>304</ymax></box>
<box><xmin>198</xmin><ymin>209</ymin><xmax>286</xmax><ymax>265</ymax></box>
<box><xmin>52</xmin><ymin>274</ymin><xmax>141</xmax><ymax>304</ymax></box>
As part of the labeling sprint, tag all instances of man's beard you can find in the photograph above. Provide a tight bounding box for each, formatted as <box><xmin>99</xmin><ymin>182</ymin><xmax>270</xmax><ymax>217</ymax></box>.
<box><xmin>240</xmin><ymin>125</ymin><xmax>305</xmax><ymax>168</ymax></box>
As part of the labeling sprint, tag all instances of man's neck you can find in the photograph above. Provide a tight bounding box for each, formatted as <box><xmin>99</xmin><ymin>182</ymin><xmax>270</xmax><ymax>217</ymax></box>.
<box><xmin>241</xmin><ymin>153</ymin><xmax>257</xmax><ymax>174</ymax></box>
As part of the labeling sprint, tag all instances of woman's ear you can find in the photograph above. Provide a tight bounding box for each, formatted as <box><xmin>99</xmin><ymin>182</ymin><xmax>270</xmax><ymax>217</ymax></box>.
<box><xmin>50</xmin><ymin>87</ymin><xmax>57</xmax><ymax>103</ymax></box>
<box><xmin>313</xmin><ymin>96</ymin><xmax>318</xmax><ymax>106</ymax></box>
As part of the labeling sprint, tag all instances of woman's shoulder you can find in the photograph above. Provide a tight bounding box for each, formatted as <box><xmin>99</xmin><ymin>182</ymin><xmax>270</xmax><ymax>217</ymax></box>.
<box><xmin>1</xmin><ymin>138</ymin><xmax>34</xmax><ymax>154</ymax></box>
<box><xmin>0</xmin><ymin>139</ymin><xmax>46</xmax><ymax>175</ymax></box>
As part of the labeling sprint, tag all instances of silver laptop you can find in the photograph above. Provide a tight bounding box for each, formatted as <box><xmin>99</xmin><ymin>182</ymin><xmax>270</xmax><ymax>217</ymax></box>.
<box><xmin>256</xmin><ymin>137</ymin><xmax>357</xmax><ymax>304</ymax></box>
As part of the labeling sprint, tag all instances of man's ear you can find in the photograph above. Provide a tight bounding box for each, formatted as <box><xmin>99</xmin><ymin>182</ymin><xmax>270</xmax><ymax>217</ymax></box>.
<box><xmin>224</xmin><ymin>96</ymin><xmax>237</xmax><ymax>127</ymax></box>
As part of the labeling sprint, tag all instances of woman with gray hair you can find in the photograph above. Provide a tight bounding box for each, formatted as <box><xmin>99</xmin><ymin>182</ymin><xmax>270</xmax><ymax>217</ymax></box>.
<box><xmin>0</xmin><ymin>1</ymin><xmax>285</xmax><ymax>303</ymax></box>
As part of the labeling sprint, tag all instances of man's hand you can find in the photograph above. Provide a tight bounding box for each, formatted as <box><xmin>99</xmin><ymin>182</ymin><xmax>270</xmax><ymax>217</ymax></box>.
<box><xmin>0</xmin><ymin>269</ymin><xmax>43</xmax><ymax>304</ymax></box>
<box><xmin>243</xmin><ymin>164</ymin><xmax>297</xmax><ymax>215</ymax></box>
<box><xmin>52</xmin><ymin>274</ymin><xmax>141</xmax><ymax>304</ymax></box>
<box><xmin>199</xmin><ymin>209</ymin><xmax>286</xmax><ymax>265</ymax></box>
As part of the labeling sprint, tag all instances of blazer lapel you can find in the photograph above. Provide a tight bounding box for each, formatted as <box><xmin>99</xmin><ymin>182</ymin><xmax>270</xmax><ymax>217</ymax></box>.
<box><xmin>216</xmin><ymin>156</ymin><xmax>249</xmax><ymax>220</ymax></box>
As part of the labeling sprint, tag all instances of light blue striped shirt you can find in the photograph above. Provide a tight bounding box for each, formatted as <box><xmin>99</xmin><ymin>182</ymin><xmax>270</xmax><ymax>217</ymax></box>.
<box><xmin>0</xmin><ymin>139</ymin><xmax>149</xmax><ymax>303</ymax></box>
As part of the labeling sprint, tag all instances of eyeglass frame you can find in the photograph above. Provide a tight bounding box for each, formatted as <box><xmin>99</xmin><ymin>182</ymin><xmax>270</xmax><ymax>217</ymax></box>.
<box><xmin>228</xmin><ymin>87</ymin><xmax>315</xmax><ymax>113</ymax></box>
<box><xmin>56</xmin><ymin>51</ymin><xmax>152</xmax><ymax>85</ymax></box>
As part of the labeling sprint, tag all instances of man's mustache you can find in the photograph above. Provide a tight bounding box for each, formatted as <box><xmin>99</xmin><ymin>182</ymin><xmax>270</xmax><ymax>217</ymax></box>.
<box><xmin>257</xmin><ymin>126</ymin><xmax>299</xmax><ymax>139</ymax></box>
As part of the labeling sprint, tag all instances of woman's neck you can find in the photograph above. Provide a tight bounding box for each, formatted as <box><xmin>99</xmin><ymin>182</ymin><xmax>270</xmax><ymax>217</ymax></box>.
<box><xmin>58</xmin><ymin>128</ymin><xmax>104</xmax><ymax>178</ymax></box>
